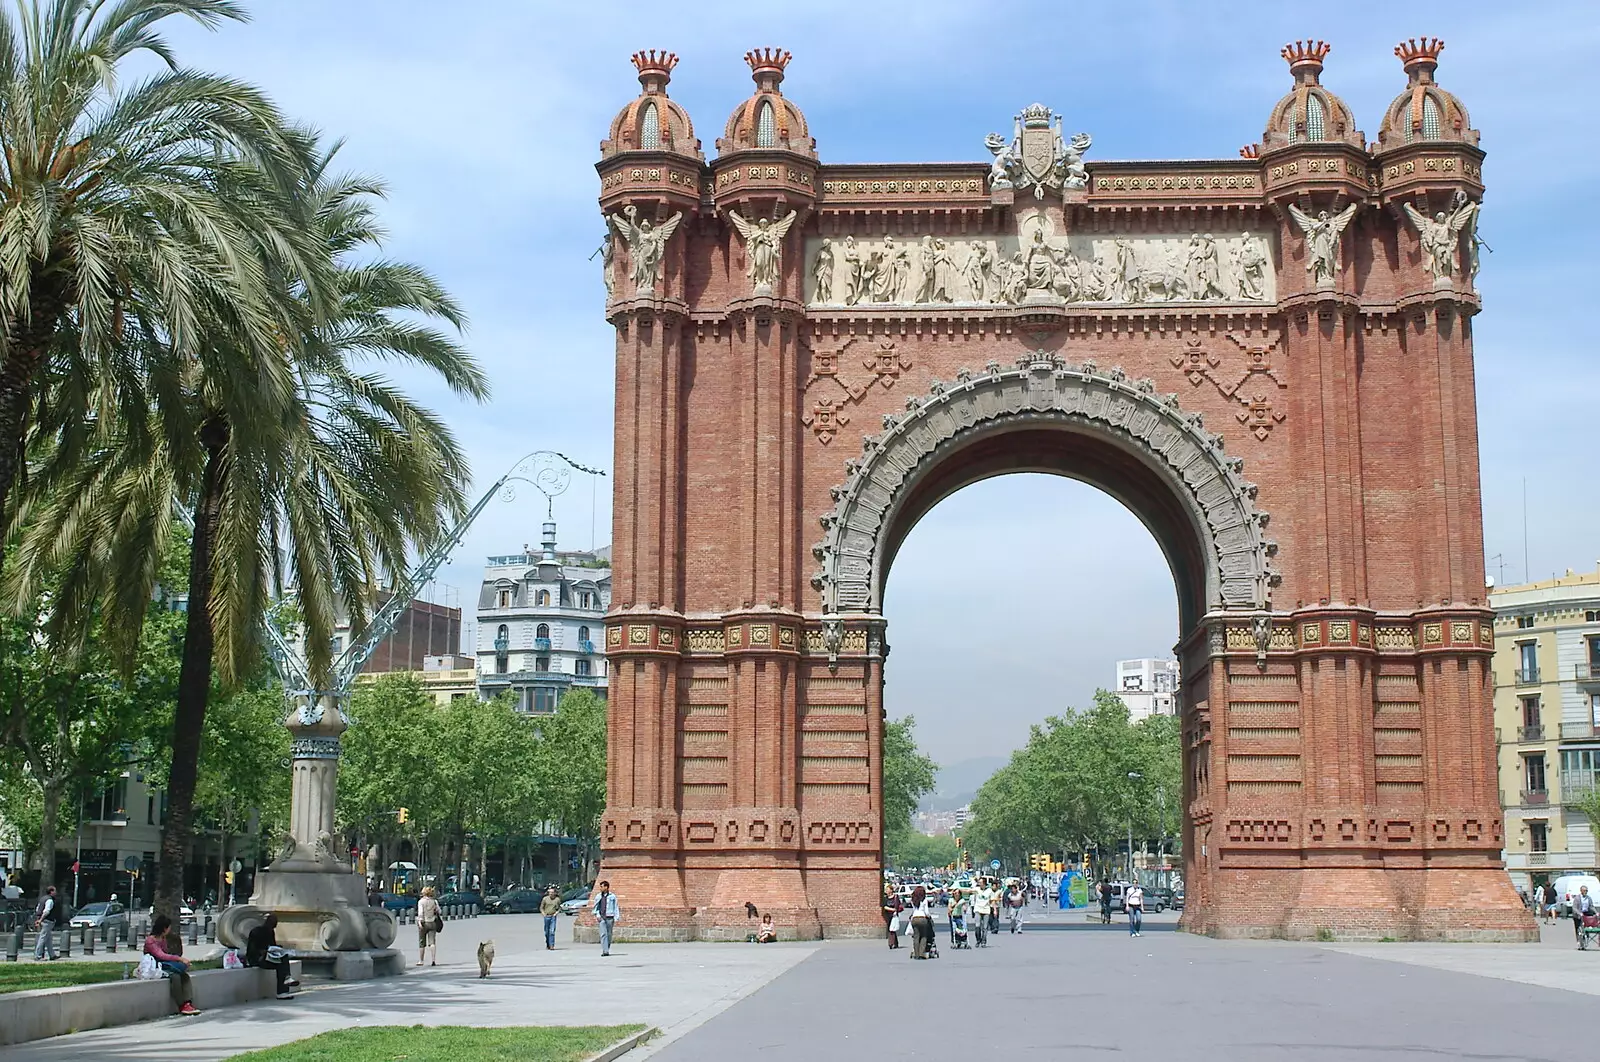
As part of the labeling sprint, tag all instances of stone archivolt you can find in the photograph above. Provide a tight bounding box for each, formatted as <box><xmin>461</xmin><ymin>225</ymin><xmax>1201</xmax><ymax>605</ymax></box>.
<box><xmin>812</xmin><ymin>357</ymin><xmax>1278</xmax><ymax>615</ymax></box>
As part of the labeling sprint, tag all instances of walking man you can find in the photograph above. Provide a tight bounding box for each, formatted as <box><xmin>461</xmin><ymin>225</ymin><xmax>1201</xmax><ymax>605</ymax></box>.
<box><xmin>592</xmin><ymin>880</ymin><xmax>620</xmax><ymax>956</ymax></box>
<box><xmin>32</xmin><ymin>885</ymin><xmax>61</xmax><ymax>960</ymax></box>
<box><xmin>1574</xmin><ymin>885</ymin><xmax>1596</xmax><ymax>944</ymax></box>
<box><xmin>1126</xmin><ymin>881</ymin><xmax>1145</xmax><ymax>937</ymax></box>
<box><xmin>540</xmin><ymin>885</ymin><xmax>561</xmax><ymax>950</ymax></box>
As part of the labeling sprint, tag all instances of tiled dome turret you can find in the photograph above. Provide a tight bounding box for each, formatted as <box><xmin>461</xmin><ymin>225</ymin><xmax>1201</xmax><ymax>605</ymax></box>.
<box><xmin>1378</xmin><ymin>38</ymin><xmax>1478</xmax><ymax>148</ymax></box>
<box><xmin>1262</xmin><ymin>41</ymin><xmax>1362</xmax><ymax>151</ymax></box>
<box><xmin>601</xmin><ymin>50</ymin><xmax>702</xmax><ymax>160</ymax></box>
<box><xmin>716</xmin><ymin>48</ymin><xmax>815</xmax><ymax>157</ymax></box>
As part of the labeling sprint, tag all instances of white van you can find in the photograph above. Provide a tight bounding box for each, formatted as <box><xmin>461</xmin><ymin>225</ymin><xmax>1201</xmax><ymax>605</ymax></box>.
<box><xmin>1548</xmin><ymin>874</ymin><xmax>1600</xmax><ymax>916</ymax></box>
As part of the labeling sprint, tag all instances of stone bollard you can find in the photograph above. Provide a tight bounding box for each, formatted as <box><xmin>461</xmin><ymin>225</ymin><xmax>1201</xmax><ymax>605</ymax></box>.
<box><xmin>6</xmin><ymin>925</ymin><xmax>21</xmax><ymax>961</ymax></box>
<box><xmin>59</xmin><ymin>926</ymin><xmax>70</xmax><ymax>958</ymax></box>
<box><xmin>82</xmin><ymin>925</ymin><xmax>95</xmax><ymax>955</ymax></box>
<box><xmin>104</xmin><ymin>923</ymin><xmax>117</xmax><ymax>952</ymax></box>
<box><xmin>187</xmin><ymin>921</ymin><xmax>199</xmax><ymax>946</ymax></box>
<box><xmin>206</xmin><ymin>920</ymin><xmax>217</xmax><ymax>944</ymax></box>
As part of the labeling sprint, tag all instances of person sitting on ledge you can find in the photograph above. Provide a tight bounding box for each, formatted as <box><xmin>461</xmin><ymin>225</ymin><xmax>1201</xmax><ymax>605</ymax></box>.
<box><xmin>144</xmin><ymin>915</ymin><xmax>201</xmax><ymax>1016</ymax></box>
<box><xmin>756</xmin><ymin>914</ymin><xmax>777</xmax><ymax>944</ymax></box>
<box><xmin>246</xmin><ymin>914</ymin><xmax>300</xmax><ymax>999</ymax></box>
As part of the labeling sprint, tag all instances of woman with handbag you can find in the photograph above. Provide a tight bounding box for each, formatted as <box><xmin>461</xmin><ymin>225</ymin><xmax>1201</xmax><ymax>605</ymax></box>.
<box><xmin>417</xmin><ymin>886</ymin><xmax>443</xmax><ymax>967</ymax></box>
<box><xmin>142</xmin><ymin>915</ymin><xmax>201</xmax><ymax>1016</ymax></box>
<box><xmin>881</xmin><ymin>883</ymin><xmax>903</xmax><ymax>950</ymax></box>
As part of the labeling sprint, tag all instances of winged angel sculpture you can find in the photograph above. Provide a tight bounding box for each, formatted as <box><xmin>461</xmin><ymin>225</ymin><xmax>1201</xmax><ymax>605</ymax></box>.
<box><xmin>730</xmin><ymin>209</ymin><xmax>798</xmax><ymax>293</ymax></box>
<box><xmin>608</xmin><ymin>204</ymin><xmax>682</xmax><ymax>295</ymax></box>
<box><xmin>1402</xmin><ymin>194</ymin><xmax>1479</xmax><ymax>281</ymax></box>
<box><xmin>1287</xmin><ymin>203</ymin><xmax>1359</xmax><ymax>286</ymax></box>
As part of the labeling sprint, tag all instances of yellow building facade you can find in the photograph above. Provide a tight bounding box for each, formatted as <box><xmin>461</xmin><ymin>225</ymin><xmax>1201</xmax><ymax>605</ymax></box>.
<box><xmin>1492</xmin><ymin>568</ymin><xmax>1600</xmax><ymax>891</ymax></box>
<box><xmin>352</xmin><ymin>659</ymin><xmax>478</xmax><ymax>706</ymax></box>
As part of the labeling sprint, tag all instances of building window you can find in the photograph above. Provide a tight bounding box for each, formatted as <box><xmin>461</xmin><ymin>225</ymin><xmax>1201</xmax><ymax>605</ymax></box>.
<box><xmin>1421</xmin><ymin>95</ymin><xmax>1441</xmax><ymax>139</ymax></box>
<box><xmin>579</xmin><ymin>625</ymin><xmax>590</xmax><ymax>642</ymax></box>
<box><xmin>533</xmin><ymin>688</ymin><xmax>558</xmax><ymax>713</ymax></box>
<box><xmin>536</xmin><ymin>623</ymin><xmax>550</xmax><ymax>639</ymax></box>
<box><xmin>1586</xmin><ymin>610</ymin><xmax>1600</xmax><ymax>623</ymax></box>
<box><xmin>1530</xmin><ymin>821</ymin><xmax>1548</xmax><ymax>853</ymax></box>
<box><xmin>330</xmin><ymin>635</ymin><xmax>343</xmax><ymax>655</ymax></box>
<box><xmin>755</xmin><ymin>100</ymin><xmax>776</xmax><ymax>147</ymax></box>
<box><xmin>451</xmin><ymin>692</ymin><xmax>467</xmax><ymax>702</ymax></box>
<box><xmin>1518</xmin><ymin>642</ymin><xmax>1539</xmax><ymax>683</ymax></box>
<box><xmin>1524</xmin><ymin>754</ymin><xmax>1547</xmax><ymax>793</ymax></box>
<box><xmin>495</xmin><ymin>655</ymin><xmax>508</xmax><ymax>674</ymax></box>
<box><xmin>1522</xmin><ymin>696</ymin><xmax>1542</xmax><ymax>729</ymax></box>
<box><xmin>537</xmin><ymin>590</ymin><xmax>551</xmax><ymax>606</ymax></box>
<box><xmin>1591</xmin><ymin>692</ymin><xmax>1600</xmax><ymax>727</ymax></box>
<box><xmin>639</xmin><ymin>101</ymin><xmax>659</xmax><ymax>149</ymax></box>
<box><xmin>1517</xmin><ymin>615</ymin><xmax>1535</xmax><ymax>629</ymax></box>
<box><xmin>576</xmin><ymin>658</ymin><xmax>592</xmax><ymax>676</ymax></box>
<box><xmin>536</xmin><ymin>657</ymin><xmax>551</xmax><ymax>673</ymax></box>
<box><xmin>497</xmin><ymin>588</ymin><xmax>512</xmax><ymax>608</ymax></box>
<box><xmin>1305</xmin><ymin>94</ymin><xmax>1325</xmax><ymax>141</ymax></box>
<box><xmin>580</xmin><ymin>592</ymin><xmax>595</xmax><ymax>609</ymax></box>
<box><xmin>1589</xmin><ymin>636</ymin><xmax>1600</xmax><ymax>671</ymax></box>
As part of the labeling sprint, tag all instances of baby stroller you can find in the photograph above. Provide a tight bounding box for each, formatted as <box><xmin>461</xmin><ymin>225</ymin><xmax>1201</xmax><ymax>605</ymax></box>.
<box><xmin>950</xmin><ymin>912</ymin><xmax>970</xmax><ymax>949</ymax></box>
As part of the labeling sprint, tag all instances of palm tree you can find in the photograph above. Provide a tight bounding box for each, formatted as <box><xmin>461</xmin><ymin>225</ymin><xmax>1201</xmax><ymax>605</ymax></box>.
<box><xmin>9</xmin><ymin>141</ymin><xmax>487</xmax><ymax>916</ymax></box>
<box><xmin>0</xmin><ymin>0</ymin><xmax>326</xmax><ymax>569</ymax></box>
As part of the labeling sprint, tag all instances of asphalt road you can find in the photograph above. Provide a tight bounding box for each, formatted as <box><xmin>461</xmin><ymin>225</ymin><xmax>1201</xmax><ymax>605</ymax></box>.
<box><xmin>645</xmin><ymin>905</ymin><xmax>1591</xmax><ymax>1062</ymax></box>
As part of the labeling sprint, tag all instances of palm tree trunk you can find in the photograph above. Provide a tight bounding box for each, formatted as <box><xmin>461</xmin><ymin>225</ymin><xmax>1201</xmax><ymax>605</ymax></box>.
<box><xmin>0</xmin><ymin>282</ymin><xmax>71</xmax><ymax>568</ymax></box>
<box><xmin>155</xmin><ymin>413</ymin><xmax>229</xmax><ymax>919</ymax></box>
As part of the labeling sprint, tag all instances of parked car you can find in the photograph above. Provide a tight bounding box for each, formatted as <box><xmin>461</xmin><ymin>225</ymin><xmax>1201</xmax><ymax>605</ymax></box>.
<box><xmin>437</xmin><ymin>890</ymin><xmax>482</xmax><ymax>912</ymax></box>
<box><xmin>69</xmin><ymin>901</ymin><xmax>128</xmax><ymax>932</ymax></box>
<box><xmin>1143</xmin><ymin>887</ymin><xmax>1173</xmax><ymax>914</ymax></box>
<box><xmin>380</xmin><ymin>892</ymin><xmax>418</xmax><ymax>913</ymax></box>
<box><xmin>1173</xmin><ymin>887</ymin><xmax>1186</xmax><ymax>910</ymax></box>
<box><xmin>559</xmin><ymin>882</ymin><xmax>596</xmax><ymax>916</ymax></box>
<box><xmin>485</xmin><ymin>888</ymin><xmax>544</xmax><ymax>915</ymax></box>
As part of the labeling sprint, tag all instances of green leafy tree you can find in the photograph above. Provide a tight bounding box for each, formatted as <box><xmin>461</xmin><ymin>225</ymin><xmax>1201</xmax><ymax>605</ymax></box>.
<box><xmin>338</xmin><ymin>675</ymin><xmax>436</xmax><ymax>876</ymax></box>
<box><xmin>889</xmin><ymin>831</ymin><xmax>959</xmax><ymax>871</ymax></box>
<box><xmin>0</xmin><ymin>604</ymin><xmax>182</xmax><ymax>890</ymax></box>
<box><xmin>193</xmin><ymin>685</ymin><xmax>290</xmax><ymax>899</ymax></box>
<box><xmin>11</xmin><ymin>139</ymin><xmax>487</xmax><ymax>917</ymax></box>
<box><xmin>0</xmin><ymin>0</ymin><xmax>327</xmax><ymax>556</ymax></box>
<box><xmin>882</xmin><ymin>715</ymin><xmax>938</xmax><ymax>856</ymax></box>
<box><xmin>532</xmin><ymin>689</ymin><xmax>607</xmax><ymax>876</ymax></box>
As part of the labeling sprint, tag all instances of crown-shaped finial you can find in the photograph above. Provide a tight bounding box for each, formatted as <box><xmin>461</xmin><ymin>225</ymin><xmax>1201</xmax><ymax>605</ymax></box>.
<box><xmin>1395</xmin><ymin>37</ymin><xmax>1444</xmax><ymax>78</ymax></box>
<box><xmin>631</xmin><ymin>50</ymin><xmax>678</xmax><ymax>91</ymax></box>
<box><xmin>1239</xmin><ymin>143</ymin><xmax>1260</xmax><ymax>160</ymax></box>
<box><xmin>1281</xmin><ymin>39</ymin><xmax>1331</xmax><ymax>79</ymax></box>
<box><xmin>745</xmin><ymin>47</ymin><xmax>792</xmax><ymax>87</ymax></box>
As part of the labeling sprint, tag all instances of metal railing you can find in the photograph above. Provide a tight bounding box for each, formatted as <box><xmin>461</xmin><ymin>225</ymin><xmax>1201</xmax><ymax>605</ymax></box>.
<box><xmin>1562</xmin><ymin>722</ymin><xmax>1599</xmax><ymax>740</ymax></box>
<box><xmin>580</xmin><ymin>640</ymin><xmax>597</xmax><ymax>655</ymax></box>
<box><xmin>1530</xmin><ymin>851</ymin><xmax>1549</xmax><ymax>865</ymax></box>
<box><xmin>1520</xmin><ymin>724</ymin><xmax>1546</xmax><ymax>742</ymax></box>
<box><xmin>493</xmin><ymin>637</ymin><xmax>509</xmax><ymax>651</ymax></box>
<box><xmin>1576</xmin><ymin>663</ymin><xmax>1600</xmax><ymax>683</ymax></box>
<box><xmin>1514</xmin><ymin>666</ymin><xmax>1542</xmax><ymax>685</ymax></box>
<box><xmin>1562</xmin><ymin>772</ymin><xmax>1600</xmax><ymax>802</ymax></box>
<box><xmin>1521</xmin><ymin>789</ymin><xmax>1550</xmax><ymax>806</ymax></box>
<box><xmin>534</xmin><ymin>637</ymin><xmax>552</xmax><ymax>652</ymax></box>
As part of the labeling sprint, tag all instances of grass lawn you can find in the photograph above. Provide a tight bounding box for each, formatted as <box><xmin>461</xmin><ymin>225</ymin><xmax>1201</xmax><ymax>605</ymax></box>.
<box><xmin>228</xmin><ymin>1025</ymin><xmax>649</xmax><ymax>1061</ymax></box>
<box><xmin>0</xmin><ymin>957</ymin><xmax>221</xmax><ymax>994</ymax></box>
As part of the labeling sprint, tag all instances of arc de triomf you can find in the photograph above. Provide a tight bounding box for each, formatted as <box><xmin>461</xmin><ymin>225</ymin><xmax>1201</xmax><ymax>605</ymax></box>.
<box><xmin>592</xmin><ymin>38</ymin><xmax>1535</xmax><ymax>941</ymax></box>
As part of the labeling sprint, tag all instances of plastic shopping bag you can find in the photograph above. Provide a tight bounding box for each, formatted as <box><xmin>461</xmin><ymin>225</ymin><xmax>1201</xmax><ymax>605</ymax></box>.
<box><xmin>222</xmin><ymin>948</ymin><xmax>245</xmax><ymax>970</ymax></box>
<box><xmin>136</xmin><ymin>954</ymin><xmax>165</xmax><ymax>980</ymax></box>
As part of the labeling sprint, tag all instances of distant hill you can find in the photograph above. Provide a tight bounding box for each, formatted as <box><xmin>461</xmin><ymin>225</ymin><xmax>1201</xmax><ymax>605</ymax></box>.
<box><xmin>919</xmin><ymin>755</ymin><xmax>1009</xmax><ymax>812</ymax></box>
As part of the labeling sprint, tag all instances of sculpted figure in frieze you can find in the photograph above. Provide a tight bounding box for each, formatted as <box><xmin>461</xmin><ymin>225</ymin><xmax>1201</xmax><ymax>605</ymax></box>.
<box><xmin>1286</xmin><ymin>203</ymin><xmax>1358</xmax><ymax>286</ymax></box>
<box><xmin>1402</xmin><ymin>193</ymin><xmax>1479</xmax><ymax>281</ymax></box>
<box><xmin>812</xmin><ymin>239</ymin><xmax>835</xmax><ymax>303</ymax></box>
<box><xmin>805</xmin><ymin>228</ymin><xmax>1275</xmax><ymax>307</ymax></box>
<box><xmin>1233</xmin><ymin>231</ymin><xmax>1268</xmax><ymax>300</ymax></box>
<box><xmin>598</xmin><ymin>228</ymin><xmax>615</xmax><ymax>299</ymax></box>
<box><xmin>608</xmin><ymin>205</ymin><xmax>682</xmax><ymax>295</ymax></box>
<box><xmin>729</xmin><ymin>209</ymin><xmax>799</xmax><ymax>294</ymax></box>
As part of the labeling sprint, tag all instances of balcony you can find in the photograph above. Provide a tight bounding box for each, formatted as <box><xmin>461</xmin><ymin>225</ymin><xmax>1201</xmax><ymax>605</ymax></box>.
<box><xmin>1513</xmin><ymin>666</ymin><xmax>1541</xmax><ymax>686</ymax></box>
<box><xmin>493</xmin><ymin>637</ymin><xmax>509</xmax><ymax>652</ymax></box>
<box><xmin>580</xmin><ymin>640</ymin><xmax>596</xmax><ymax>655</ymax></box>
<box><xmin>1563</xmin><ymin>772</ymin><xmax>1600</xmax><ymax>803</ymax></box>
<box><xmin>1576</xmin><ymin>663</ymin><xmax>1600</xmax><ymax>684</ymax></box>
<box><xmin>1562</xmin><ymin>721</ymin><xmax>1600</xmax><ymax>740</ymax></box>
<box><xmin>534</xmin><ymin>637</ymin><xmax>552</xmax><ymax>652</ymax></box>
<box><xmin>1530</xmin><ymin>851</ymin><xmax>1549</xmax><ymax>866</ymax></box>
<box><xmin>1519</xmin><ymin>724</ymin><xmax>1546</xmax><ymax>743</ymax></box>
<box><xmin>1521</xmin><ymin>789</ymin><xmax>1550</xmax><ymax>806</ymax></box>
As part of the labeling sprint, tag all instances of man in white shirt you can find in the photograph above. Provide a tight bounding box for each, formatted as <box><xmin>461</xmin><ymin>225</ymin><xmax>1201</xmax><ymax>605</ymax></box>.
<box><xmin>1125</xmin><ymin>883</ymin><xmax>1145</xmax><ymax>937</ymax></box>
<box><xmin>970</xmin><ymin>882</ymin><xmax>992</xmax><ymax>947</ymax></box>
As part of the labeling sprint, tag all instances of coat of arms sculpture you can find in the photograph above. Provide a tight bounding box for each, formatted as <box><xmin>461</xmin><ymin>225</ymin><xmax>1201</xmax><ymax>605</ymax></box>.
<box><xmin>985</xmin><ymin>104</ymin><xmax>1092</xmax><ymax>198</ymax></box>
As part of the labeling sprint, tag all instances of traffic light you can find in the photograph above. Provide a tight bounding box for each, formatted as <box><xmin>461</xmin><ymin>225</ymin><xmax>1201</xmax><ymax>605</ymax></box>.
<box><xmin>397</xmin><ymin>807</ymin><xmax>409</xmax><ymax>824</ymax></box>
<box><xmin>1029</xmin><ymin>853</ymin><xmax>1044</xmax><ymax>871</ymax></box>
<box><xmin>224</xmin><ymin>871</ymin><xmax>235</xmax><ymax>885</ymax></box>
<box><xmin>954</xmin><ymin>837</ymin><xmax>962</xmax><ymax>848</ymax></box>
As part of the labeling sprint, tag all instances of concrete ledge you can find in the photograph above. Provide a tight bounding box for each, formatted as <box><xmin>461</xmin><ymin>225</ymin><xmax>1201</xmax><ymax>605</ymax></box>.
<box><xmin>587</xmin><ymin>1026</ymin><xmax>659</xmax><ymax>1061</ymax></box>
<box><xmin>0</xmin><ymin>964</ymin><xmax>300</xmax><ymax>1047</ymax></box>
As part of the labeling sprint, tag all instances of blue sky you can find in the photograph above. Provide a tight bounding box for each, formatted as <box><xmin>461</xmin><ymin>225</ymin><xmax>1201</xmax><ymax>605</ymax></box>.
<box><xmin>155</xmin><ymin>1</ymin><xmax>1598</xmax><ymax>763</ymax></box>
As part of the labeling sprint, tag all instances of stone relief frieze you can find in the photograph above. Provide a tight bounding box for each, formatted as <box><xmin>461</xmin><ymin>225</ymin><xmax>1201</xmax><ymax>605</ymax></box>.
<box><xmin>805</xmin><ymin>219</ymin><xmax>1275</xmax><ymax>309</ymax></box>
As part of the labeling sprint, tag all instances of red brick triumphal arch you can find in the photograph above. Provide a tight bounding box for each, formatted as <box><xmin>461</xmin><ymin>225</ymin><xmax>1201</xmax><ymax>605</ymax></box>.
<box><xmin>593</xmin><ymin>40</ymin><xmax>1536</xmax><ymax>941</ymax></box>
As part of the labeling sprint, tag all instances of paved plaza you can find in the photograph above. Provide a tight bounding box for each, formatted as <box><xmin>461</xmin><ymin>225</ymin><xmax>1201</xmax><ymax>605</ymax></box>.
<box><xmin>5</xmin><ymin>905</ymin><xmax>1600</xmax><ymax>1060</ymax></box>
